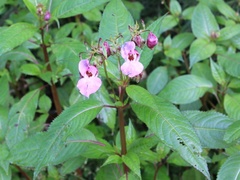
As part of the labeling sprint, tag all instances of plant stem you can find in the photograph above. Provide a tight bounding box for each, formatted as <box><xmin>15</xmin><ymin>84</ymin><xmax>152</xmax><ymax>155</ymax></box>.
<box><xmin>40</xmin><ymin>28</ymin><xmax>62</xmax><ymax>115</ymax></box>
<box><xmin>118</xmin><ymin>86</ymin><xmax>128</xmax><ymax>176</ymax></box>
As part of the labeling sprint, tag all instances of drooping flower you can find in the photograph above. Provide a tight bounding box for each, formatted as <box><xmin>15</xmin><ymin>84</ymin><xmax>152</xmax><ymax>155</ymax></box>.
<box><xmin>147</xmin><ymin>32</ymin><xmax>158</xmax><ymax>49</ymax></box>
<box><xmin>44</xmin><ymin>11</ymin><xmax>51</xmax><ymax>21</ymax></box>
<box><xmin>77</xmin><ymin>59</ymin><xmax>102</xmax><ymax>98</ymax></box>
<box><xmin>120</xmin><ymin>41</ymin><xmax>144</xmax><ymax>78</ymax></box>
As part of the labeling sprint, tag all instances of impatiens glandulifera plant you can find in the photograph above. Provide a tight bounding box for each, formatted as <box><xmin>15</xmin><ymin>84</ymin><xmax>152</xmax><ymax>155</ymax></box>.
<box><xmin>1</xmin><ymin>0</ymin><xmax>240</xmax><ymax>179</ymax></box>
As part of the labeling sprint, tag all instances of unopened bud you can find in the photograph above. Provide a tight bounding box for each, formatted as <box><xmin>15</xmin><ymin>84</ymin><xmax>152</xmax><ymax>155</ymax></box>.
<box><xmin>133</xmin><ymin>35</ymin><xmax>145</xmax><ymax>48</ymax></box>
<box><xmin>147</xmin><ymin>32</ymin><xmax>158</xmax><ymax>49</ymax></box>
<box><xmin>44</xmin><ymin>11</ymin><xmax>51</xmax><ymax>21</ymax></box>
<box><xmin>103</xmin><ymin>41</ymin><xmax>111</xmax><ymax>57</ymax></box>
<box><xmin>36</xmin><ymin>4</ymin><xmax>44</xmax><ymax>16</ymax></box>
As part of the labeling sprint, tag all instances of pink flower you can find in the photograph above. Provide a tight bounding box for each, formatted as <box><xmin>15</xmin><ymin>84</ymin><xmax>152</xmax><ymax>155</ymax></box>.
<box><xmin>120</xmin><ymin>41</ymin><xmax>144</xmax><ymax>78</ymax></box>
<box><xmin>44</xmin><ymin>11</ymin><xmax>51</xmax><ymax>21</ymax></box>
<box><xmin>132</xmin><ymin>35</ymin><xmax>144</xmax><ymax>48</ymax></box>
<box><xmin>147</xmin><ymin>32</ymin><xmax>158</xmax><ymax>49</ymax></box>
<box><xmin>77</xmin><ymin>60</ymin><xmax>102</xmax><ymax>98</ymax></box>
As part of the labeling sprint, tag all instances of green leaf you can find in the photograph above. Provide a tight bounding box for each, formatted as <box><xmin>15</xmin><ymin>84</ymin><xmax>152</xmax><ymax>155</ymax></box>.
<box><xmin>182</xmin><ymin>111</ymin><xmax>233</xmax><ymax>148</ymax></box>
<box><xmin>54</xmin><ymin>23</ymin><xmax>76</xmax><ymax>41</ymax></box>
<box><xmin>224</xmin><ymin>121</ymin><xmax>240</xmax><ymax>143</ymax></box>
<box><xmin>0</xmin><ymin>166</ymin><xmax>11</xmax><ymax>180</ymax></box>
<box><xmin>217</xmin><ymin>152</ymin><xmax>240</xmax><ymax>180</ymax></box>
<box><xmin>39</xmin><ymin>94</ymin><xmax>52</xmax><ymax>113</ymax></box>
<box><xmin>122</xmin><ymin>152</ymin><xmax>140</xmax><ymax>178</ymax></box>
<box><xmin>52</xmin><ymin>0</ymin><xmax>110</xmax><ymax>19</ymax></box>
<box><xmin>93</xmin><ymin>85</ymin><xmax>116</xmax><ymax>130</ymax></box>
<box><xmin>96</xmin><ymin>164</ymin><xmax>122</xmax><ymax>180</ymax></box>
<box><xmin>60</xmin><ymin>156</ymin><xmax>85</xmax><ymax>176</ymax></box>
<box><xmin>189</xmin><ymin>38</ymin><xmax>216</xmax><ymax>67</ymax></box>
<box><xmin>210</xmin><ymin>60</ymin><xmax>227</xmax><ymax>86</ymax></box>
<box><xmin>9</xmin><ymin>99</ymin><xmax>104</xmax><ymax>176</ymax></box>
<box><xmin>159</xmin><ymin>15</ymin><xmax>178</xmax><ymax>34</ymax></box>
<box><xmin>158</xmin><ymin>75</ymin><xmax>213</xmax><ymax>104</ymax></box>
<box><xmin>23</xmin><ymin>0</ymin><xmax>38</xmax><ymax>17</ymax></box>
<box><xmin>6</xmin><ymin>89</ymin><xmax>40</xmax><ymax>148</ymax></box>
<box><xmin>147</xmin><ymin>66</ymin><xmax>168</xmax><ymax>95</ymax></box>
<box><xmin>126</xmin><ymin>85</ymin><xmax>210</xmax><ymax>179</ymax></box>
<box><xmin>0</xmin><ymin>23</ymin><xmax>38</xmax><ymax>56</ymax></box>
<box><xmin>172</xmin><ymin>33</ymin><xmax>195</xmax><ymax>51</ymax></box>
<box><xmin>99</xmin><ymin>0</ymin><xmax>133</xmax><ymax>41</ymax></box>
<box><xmin>0</xmin><ymin>106</ymin><xmax>8</xmax><ymax>141</ymax></box>
<box><xmin>83</xmin><ymin>8</ymin><xmax>102</xmax><ymax>22</ymax></box>
<box><xmin>21</xmin><ymin>64</ymin><xmax>41</xmax><ymax>76</ymax></box>
<box><xmin>217</xmin><ymin>24</ymin><xmax>240</xmax><ymax>41</ymax></box>
<box><xmin>191</xmin><ymin>3</ymin><xmax>219</xmax><ymax>39</ymax></box>
<box><xmin>218</xmin><ymin>53</ymin><xmax>240</xmax><ymax>78</ymax></box>
<box><xmin>216</xmin><ymin>0</ymin><xmax>239</xmax><ymax>21</ymax></box>
<box><xmin>0</xmin><ymin>76</ymin><xmax>9</xmax><ymax>107</ymax></box>
<box><xmin>224</xmin><ymin>93</ymin><xmax>240</xmax><ymax>120</ymax></box>
<box><xmin>102</xmin><ymin>155</ymin><xmax>122</xmax><ymax>167</ymax></box>
<box><xmin>123</xmin><ymin>1</ymin><xmax>144</xmax><ymax>20</ymax></box>
<box><xmin>170</xmin><ymin>0</ymin><xmax>182</xmax><ymax>16</ymax></box>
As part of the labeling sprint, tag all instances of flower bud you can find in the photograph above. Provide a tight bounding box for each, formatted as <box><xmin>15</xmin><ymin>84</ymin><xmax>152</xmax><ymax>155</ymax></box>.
<box><xmin>44</xmin><ymin>11</ymin><xmax>51</xmax><ymax>21</ymax></box>
<box><xmin>133</xmin><ymin>35</ymin><xmax>145</xmax><ymax>48</ymax></box>
<box><xmin>103</xmin><ymin>41</ymin><xmax>111</xmax><ymax>57</ymax></box>
<box><xmin>36</xmin><ymin>4</ymin><xmax>44</xmax><ymax>16</ymax></box>
<box><xmin>147</xmin><ymin>32</ymin><xmax>158</xmax><ymax>49</ymax></box>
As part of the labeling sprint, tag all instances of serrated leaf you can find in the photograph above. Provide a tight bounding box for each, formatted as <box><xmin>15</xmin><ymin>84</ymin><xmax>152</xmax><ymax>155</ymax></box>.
<box><xmin>210</xmin><ymin>60</ymin><xmax>227</xmax><ymax>85</ymax></box>
<box><xmin>224</xmin><ymin>93</ymin><xmax>240</xmax><ymax>120</ymax></box>
<box><xmin>217</xmin><ymin>152</ymin><xmax>240</xmax><ymax>180</ymax></box>
<box><xmin>0</xmin><ymin>76</ymin><xmax>9</xmax><ymax>107</ymax></box>
<box><xmin>6</xmin><ymin>89</ymin><xmax>40</xmax><ymax>148</ymax></box>
<box><xmin>224</xmin><ymin>121</ymin><xmax>240</xmax><ymax>143</ymax></box>
<box><xmin>218</xmin><ymin>53</ymin><xmax>240</xmax><ymax>78</ymax></box>
<box><xmin>52</xmin><ymin>0</ymin><xmax>110</xmax><ymax>19</ymax></box>
<box><xmin>9</xmin><ymin>99</ymin><xmax>104</xmax><ymax>176</ymax></box>
<box><xmin>99</xmin><ymin>0</ymin><xmax>133</xmax><ymax>41</ymax></box>
<box><xmin>189</xmin><ymin>38</ymin><xmax>216</xmax><ymax>67</ymax></box>
<box><xmin>21</xmin><ymin>64</ymin><xmax>41</xmax><ymax>76</ymax></box>
<box><xmin>0</xmin><ymin>23</ymin><xmax>38</xmax><ymax>56</ymax></box>
<box><xmin>147</xmin><ymin>66</ymin><xmax>168</xmax><ymax>95</ymax></box>
<box><xmin>159</xmin><ymin>75</ymin><xmax>213</xmax><ymax>104</ymax></box>
<box><xmin>122</xmin><ymin>152</ymin><xmax>140</xmax><ymax>178</ymax></box>
<box><xmin>182</xmin><ymin>111</ymin><xmax>233</xmax><ymax>148</ymax></box>
<box><xmin>126</xmin><ymin>85</ymin><xmax>210</xmax><ymax>179</ymax></box>
<box><xmin>191</xmin><ymin>4</ymin><xmax>219</xmax><ymax>39</ymax></box>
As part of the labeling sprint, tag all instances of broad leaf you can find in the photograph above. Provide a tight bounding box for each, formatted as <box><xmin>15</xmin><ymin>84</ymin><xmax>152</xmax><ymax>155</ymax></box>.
<box><xmin>99</xmin><ymin>0</ymin><xmax>134</xmax><ymax>41</ymax></box>
<box><xmin>0</xmin><ymin>23</ymin><xmax>38</xmax><ymax>56</ymax></box>
<box><xmin>172</xmin><ymin>33</ymin><xmax>195</xmax><ymax>51</ymax></box>
<box><xmin>126</xmin><ymin>85</ymin><xmax>210</xmax><ymax>179</ymax></box>
<box><xmin>191</xmin><ymin>3</ymin><xmax>219</xmax><ymax>39</ymax></box>
<box><xmin>224</xmin><ymin>93</ymin><xmax>240</xmax><ymax>120</ymax></box>
<box><xmin>52</xmin><ymin>0</ymin><xmax>110</xmax><ymax>19</ymax></box>
<box><xmin>0</xmin><ymin>106</ymin><xmax>8</xmax><ymax>141</ymax></box>
<box><xmin>189</xmin><ymin>38</ymin><xmax>216</xmax><ymax>67</ymax></box>
<box><xmin>224</xmin><ymin>121</ymin><xmax>240</xmax><ymax>143</ymax></box>
<box><xmin>96</xmin><ymin>164</ymin><xmax>122</xmax><ymax>180</ymax></box>
<box><xmin>217</xmin><ymin>153</ymin><xmax>240</xmax><ymax>180</ymax></box>
<box><xmin>147</xmin><ymin>66</ymin><xmax>168</xmax><ymax>95</ymax></box>
<box><xmin>122</xmin><ymin>152</ymin><xmax>141</xmax><ymax>178</ymax></box>
<box><xmin>217</xmin><ymin>24</ymin><xmax>240</xmax><ymax>41</ymax></box>
<box><xmin>218</xmin><ymin>53</ymin><xmax>240</xmax><ymax>78</ymax></box>
<box><xmin>0</xmin><ymin>76</ymin><xmax>9</xmax><ymax>107</ymax></box>
<box><xmin>21</xmin><ymin>64</ymin><xmax>41</xmax><ymax>76</ymax></box>
<box><xmin>6</xmin><ymin>89</ymin><xmax>40</xmax><ymax>148</ymax></box>
<box><xmin>9</xmin><ymin>99</ymin><xmax>104</xmax><ymax>176</ymax></box>
<box><xmin>216</xmin><ymin>0</ymin><xmax>239</xmax><ymax>21</ymax></box>
<box><xmin>60</xmin><ymin>156</ymin><xmax>86</xmax><ymax>176</ymax></box>
<box><xmin>159</xmin><ymin>75</ymin><xmax>213</xmax><ymax>104</ymax></box>
<box><xmin>159</xmin><ymin>15</ymin><xmax>178</xmax><ymax>34</ymax></box>
<box><xmin>170</xmin><ymin>0</ymin><xmax>182</xmax><ymax>16</ymax></box>
<box><xmin>182</xmin><ymin>111</ymin><xmax>233</xmax><ymax>148</ymax></box>
<box><xmin>210</xmin><ymin>60</ymin><xmax>227</xmax><ymax>86</ymax></box>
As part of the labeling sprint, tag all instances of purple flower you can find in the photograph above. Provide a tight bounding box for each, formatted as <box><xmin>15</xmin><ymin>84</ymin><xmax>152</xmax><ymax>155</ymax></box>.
<box><xmin>120</xmin><ymin>41</ymin><xmax>144</xmax><ymax>78</ymax></box>
<box><xmin>77</xmin><ymin>59</ymin><xmax>102</xmax><ymax>98</ymax></box>
<box><xmin>44</xmin><ymin>11</ymin><xmax>51</xmax><ymax>21</ymax></box>
<box><xmin>132</xmin><ymin>35</ymin><xmax>144</xmax><ymax>48</ymax></box>
<box><xmin>103</xmin><ymin>41</ymin><xmax>111</xmax><ymax>57</ymax></box>
<box><xmin>147</xmin><ymin>32</ymin><xmax>158</xmax><ymax>49</ymax></box>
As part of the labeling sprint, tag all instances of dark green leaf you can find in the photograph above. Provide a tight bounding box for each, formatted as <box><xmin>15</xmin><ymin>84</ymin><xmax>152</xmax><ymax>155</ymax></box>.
<box><xmin>182</xmin><ymin>111</ymin><xmax>233</xmax><ymax>148</ymax></box>
<box><xmin>126</xmin><ymin>85</ymin><xmax>210</xmax><ymax>179</ymax></box>
<box><xmin>0</xmin><ymin>106</ymin><xmax>8</xmax><ymax>141</ymax></box>
<box><xmin>0</xmin><ymin>76</ymin><xmax>9</xmax><ymax>107</ymax></box>
<box><xmin>224</xmin><ymin>121</ymin><xmax>240</xmax><ymax>143</ymax></box>
<box><xmin>122</xmin><ymin>152</ymin><xmax>140</xmax><ymax>178</ymax></box>
<box><xmin>96</xmin><ymin>164</ymin><xmax>122</xmax><ymax>180</ymax></box>
<box><xmin>172</xmin><ymin>33</ymin><xmax>195</xmax><ymax>51</ymax></box>
<box><xmin>224</xmin><ymin>93</ymin><xmax>240</xmax><ymax>120</ymax></box>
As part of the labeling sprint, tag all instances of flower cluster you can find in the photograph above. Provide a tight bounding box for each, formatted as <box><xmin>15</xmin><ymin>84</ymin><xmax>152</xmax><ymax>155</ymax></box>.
<box><xmin>77</xmin><ymin>30</ymin><xmax>158</xmax><ymax>98</ymax></box>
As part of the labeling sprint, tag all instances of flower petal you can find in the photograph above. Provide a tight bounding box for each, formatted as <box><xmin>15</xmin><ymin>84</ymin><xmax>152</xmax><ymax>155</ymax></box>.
<box><xmin>78</xmin><ymin>59</ymin><xmax>90</xmax><ymax>77</ymax></box>
<box><xmin>121</xmin><ymin>41</ymin><xmax>136</xmax><ymax>60</ymax></box>
<box><xmin>77</xmin><ymin>77</ymin><xmax>102</xmax><ymax>98</ymax></box>
<box><xmin>121</xmin><ymin>61</ymin><xmax>144</xmax><ymax>78</ymax></box>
